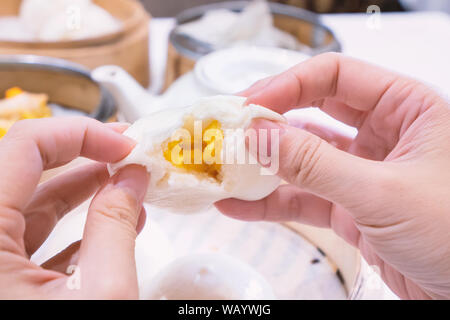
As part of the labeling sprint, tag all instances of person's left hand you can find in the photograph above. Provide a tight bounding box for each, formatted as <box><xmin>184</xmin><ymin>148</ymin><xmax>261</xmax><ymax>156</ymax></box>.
<box><xmin>0</xmin><ymin>117</ymin><xmax>149</xmax><ymax>299</ymax></box>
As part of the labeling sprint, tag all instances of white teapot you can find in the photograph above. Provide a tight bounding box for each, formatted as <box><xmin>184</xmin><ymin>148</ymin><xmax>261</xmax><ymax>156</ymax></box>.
<box><xmin>92</xmin><ymin>65</ymin><xmax>160</xmax><ymax>122</ymax></box>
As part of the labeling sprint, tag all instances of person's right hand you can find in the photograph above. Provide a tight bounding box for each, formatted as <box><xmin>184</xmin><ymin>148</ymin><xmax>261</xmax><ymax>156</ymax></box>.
<box><xmin>216</xmin><ymin>53</ymin><xmax>450</xmax><ymax>300</ymax></box>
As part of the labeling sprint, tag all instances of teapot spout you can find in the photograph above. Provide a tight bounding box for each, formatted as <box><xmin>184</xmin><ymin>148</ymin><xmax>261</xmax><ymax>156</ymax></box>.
<box><xmin>92</xmin><ymin>66</ymin><xmax>152</xmax><ymax>123</ymax></box>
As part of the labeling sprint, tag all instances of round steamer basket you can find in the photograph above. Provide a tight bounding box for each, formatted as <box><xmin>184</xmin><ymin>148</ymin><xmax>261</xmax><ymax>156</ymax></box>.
<box><xmin>0</xmin><ymin>55</ymin><xmax>118</xmax><ymax>183</ymax></box>
<box><xmin>284</xmin><ymin>222</ymin><xmax>361</xmax><ymax>298</ymax></box>
<box><xmin>0</xmin><ymin>0</ymin><xmax>150</xmax><ymax>87</ymax></box>
<box><xmin>145</xmin><ymin>208</ymin><xmax>363</xmax><ymax>299</ymax></box>
<box><xmin>165</xmin><ymin>0</ymin><xmax>341</xmax><ymax>90</ymax></box>
<box><xmin>0</xmin><ymin>55</ymin><xmax>116</xmax><ymax>121</ymax></box>
<box><xmin>32</xmin><ymin>199</ymin><xmax>364</xmax><ymax>299</ymax></box>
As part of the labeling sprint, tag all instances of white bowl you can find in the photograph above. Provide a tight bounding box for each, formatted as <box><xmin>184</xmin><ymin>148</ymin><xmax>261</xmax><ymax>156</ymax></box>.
<box><xmin>194</xmin><ymin>46</ymin><xmax>310</xmax><ymax>94</ymax></box>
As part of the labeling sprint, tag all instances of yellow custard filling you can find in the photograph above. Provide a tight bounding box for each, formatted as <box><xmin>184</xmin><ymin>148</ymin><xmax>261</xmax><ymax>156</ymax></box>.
<box><xmin>0</xmin><ymin>122</ymin><xmax>12</xmax><ymax>139</ymax></box>
<box><xmin>163</xmin><ymin>118</ymin><xmax>224</xmax><ymax>180</ymax></box>
<box><xmin>6</xmin><ymin>87</ymin><xmax>52</xmax><ymax>119</ymax></box>
<box><xmin>0</xmin><ymin>87</ymin><xmax>52</xmax><ymax>139</ymax></box>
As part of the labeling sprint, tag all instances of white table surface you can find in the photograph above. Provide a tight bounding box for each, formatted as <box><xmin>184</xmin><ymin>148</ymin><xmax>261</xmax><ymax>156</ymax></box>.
<box><xmin>321</xmin><ymin>12</ymin><xmax>450</xmax><ymax>98</ymax></box>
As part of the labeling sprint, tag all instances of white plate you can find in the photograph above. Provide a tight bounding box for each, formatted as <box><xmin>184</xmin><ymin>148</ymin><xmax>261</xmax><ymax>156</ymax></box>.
<box><xmin>195</xmin><ymin>46</ymin><xmax>311</xmax><ymax>94</ymax></box>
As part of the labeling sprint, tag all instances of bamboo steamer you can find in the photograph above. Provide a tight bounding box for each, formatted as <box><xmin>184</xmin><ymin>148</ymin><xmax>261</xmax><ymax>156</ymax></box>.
<box><xmin>164</xmin><ymin>1</ymin><xmax>341</xmax><ymax>91</ymax></box>
<box><xmin>0</xmin><ymin>55</ymin><xmax>117</xmax><ymax>120</ymax></box>
<box><xmin>0</xmin><ymin>0</ymin><xmax>150</xmax><ymax>87</ymax></box>
<box><xmin>284</xmin><ymin>222</ymin><xmax>361</xmax><ymax>295</ymax></box>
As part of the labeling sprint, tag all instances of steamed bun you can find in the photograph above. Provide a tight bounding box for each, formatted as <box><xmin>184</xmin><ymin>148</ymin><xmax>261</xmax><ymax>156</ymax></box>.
<box><xmin>109</xmin><ymin>95</ymin><xmax>284</xmax><ymax>214</ymax></box>
<box><xmin>20</xmin><ymin>0</ymin><xmax>121</xmax><ymax>41</ymax></box>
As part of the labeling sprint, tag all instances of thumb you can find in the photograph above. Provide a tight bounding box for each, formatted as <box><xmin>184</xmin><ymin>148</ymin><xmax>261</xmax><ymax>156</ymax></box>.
<box><xmin>249</xmin><ymin>119</ymin><xmax>383</xmax><ymax>207</ymax></box>
<box><xmin>79</xmin><ymin>165</ymin><xmax>149</xmax><ymax>299</ymax></box>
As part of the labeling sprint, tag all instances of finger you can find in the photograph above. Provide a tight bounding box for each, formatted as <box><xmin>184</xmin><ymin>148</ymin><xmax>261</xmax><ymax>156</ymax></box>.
<box><xmin>286</xmin><ymin>118</ymin><xmax>353</xmax><ymax>151</ymax></box>
<box><xmin>136</xmin><ymin>206</ymin><xmax>146</xmax><ymax>235</ymax></box>
<box><xmin>246</xmin><ymin>53</ymin><xmax>399</xmax><ymax>126</ymax></box>
<box><xmin>24</xmin><ymin>162</ymin><xmax>109</xmax><ymax>256</ymax></box>
<box><xmin>0</xmin><ymin>117</ymin><xmax>135</xmax><ymax>213</ymax></box>
<box><xmin>41</xmin><ymin>208</ymin><xmax>147</xmax><ymax>277</ymax></box>
<box><xmin>217</xmin><ymin>185</ymin><xmax>330</xmax><ymax>224</ymax></box>
<box><xmin>79</xmin><ymin>165</ymin><xmax>149</xmax><ymax>299</ymax></box>
<box><xmin>41</xmin><ymin>241</ymin><xmax>81</xmax><ymax>274</ymax></box>
<box><xmin>316</xmin><ymin>98</ymin><xmax>364</xmax><ymax>127</ymax></box>
<box><xmin>249</xmin><ymin>119</ymin><xmax>385</xmax><ymax>210</ymax></box>
<box><xmin>215</xmin><ymin>185</ymin><xmax>360</xmax><ymax>246</ymax></box>
<box><xmin>287</xmin><ymin>113</ymin><xmax>386</xmax><ymax>160</ymax></box>
<box><xmin>105</xmin><ymin>122</ymin><xmax>130</xmax><ymax>133</ymax></box>
<box><xmin>239</xmin><ymin>76</ymin><xmax>275</xmax><ymax>97</ymax></box>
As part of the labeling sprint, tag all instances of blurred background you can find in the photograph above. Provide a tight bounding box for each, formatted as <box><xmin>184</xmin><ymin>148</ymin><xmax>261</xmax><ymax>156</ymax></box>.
<box><xmin>139</xmin><ymin>0</ymin><xmax>450</xmax><ymax>16</ymax></box>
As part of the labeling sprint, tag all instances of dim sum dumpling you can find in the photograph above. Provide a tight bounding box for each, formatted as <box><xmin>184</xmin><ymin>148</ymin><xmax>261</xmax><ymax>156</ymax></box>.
<box><xmin>108</xmin><ymin>95</ymin><xmax>284</xmax><ymax>214</ymax></box>
<box><xmin>20</xmin><ymin>0</ymin><xmax>121</xmax><ymax>41</ymax></box>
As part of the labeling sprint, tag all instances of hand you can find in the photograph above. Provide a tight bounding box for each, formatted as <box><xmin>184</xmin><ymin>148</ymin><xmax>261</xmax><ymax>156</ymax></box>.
<box><xmin>0</xmin><ymin>117</ymin><xmax>149</xmax><ymax>299</ymax></box>
<box><xmin>216</xmin><ymin>53</ymin><xmax>450</xmax><ymax>300</ymax></box>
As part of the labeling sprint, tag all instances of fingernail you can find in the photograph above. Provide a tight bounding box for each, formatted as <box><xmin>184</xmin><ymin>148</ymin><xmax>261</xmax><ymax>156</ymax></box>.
<box><xmin>106</xmin><ymin>122</ymin><xmax>131</xmax><ymax>127</ymax></box>
<box><xmin>123</xmin><ymin>135</ymin><xmax>137</xmax><ymax>147</ymax></box>
<box><xmin>105</xmin><ymin>122</ymin><xmax>131</xmax><ymax>133</ymax></box>
<box><xmin>112</xmin><ymin>165</ymin><xmax>149</xmax><ymax>202</ymax></box>
<box><xmin>250</xmin><ymin>119</ymin><xmax>286</xmax><ymax>132</ymax></box>
<box><xmin>237</xmin><ymin>76</ymin><xmax>273</xmax><ymax>97</ymax></box>
<box><xmin>113</xmin><ymin>132</ymin><xmax>137</xmax><ymax>150</ymax></box>
<box><xmin>248</xmin><ymin>119</ymin><xmax>286</xmax><ymax>163</ymax></box>
<box><xmin>136</xmin><ymin>206</ymin><xmax>147</xmax><ymax>234</ymax></box>
<box><xmin>105</xmin><ymin>122</ymin><xmax>136</xmax><ymax>148</ymax></box>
